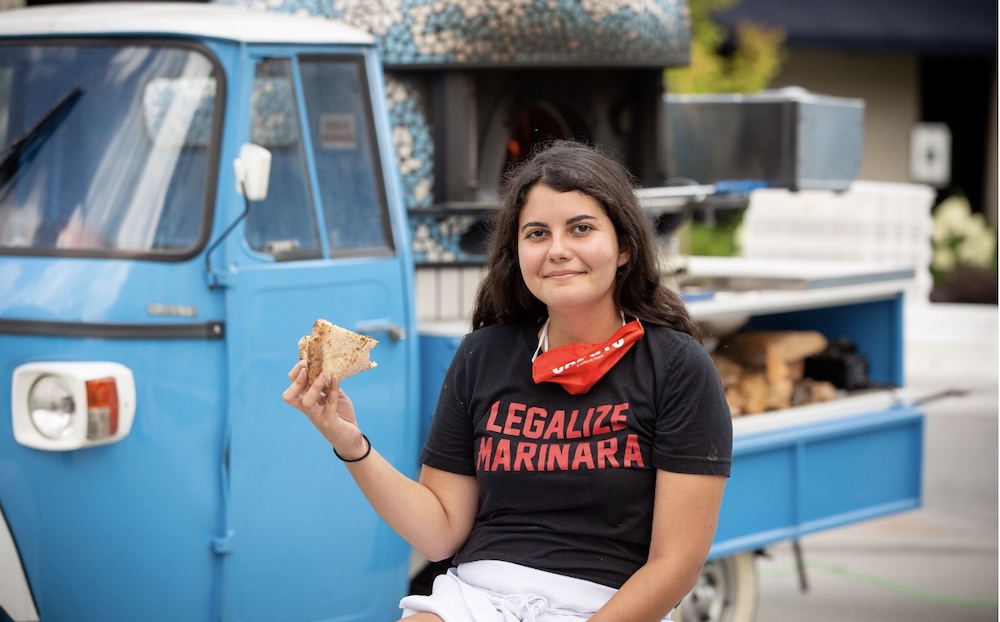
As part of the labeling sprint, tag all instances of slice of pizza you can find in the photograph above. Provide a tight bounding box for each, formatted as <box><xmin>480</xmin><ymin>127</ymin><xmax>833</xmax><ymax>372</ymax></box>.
<box><xmin>298</xmin><ymin>319</ymin><xmax>378</xmax><ymax>386</ymax></box>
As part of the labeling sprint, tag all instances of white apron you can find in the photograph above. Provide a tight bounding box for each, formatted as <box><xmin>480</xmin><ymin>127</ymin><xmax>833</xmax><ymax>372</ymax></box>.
<box><xmin>400</xmin><ymin>560</ymin><xmax>673</xmax><ymax>622</ymax></box>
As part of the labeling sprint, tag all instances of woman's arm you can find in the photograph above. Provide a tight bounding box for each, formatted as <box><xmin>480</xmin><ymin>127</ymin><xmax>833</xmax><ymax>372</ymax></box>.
<box><xmin>589</xmin><ymin>470</ymin><xmax>727</xmax><ymax>622</ymax></box>
<box><xmin>283</xmin><ymin>361</ymin><xmax>479</xmax><ymax>561</ymax></box>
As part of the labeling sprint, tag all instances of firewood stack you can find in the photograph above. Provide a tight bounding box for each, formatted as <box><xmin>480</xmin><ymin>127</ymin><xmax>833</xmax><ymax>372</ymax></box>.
<box><xmin>712</xmin><ymin>330</ymin><xmax>840</xmax><ymax>417</ymax></box>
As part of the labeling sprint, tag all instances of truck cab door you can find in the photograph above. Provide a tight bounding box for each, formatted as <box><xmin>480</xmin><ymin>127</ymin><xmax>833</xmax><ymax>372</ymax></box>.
<box><xmin>218</xmin><ymin>52</ymin><xmax>418</xmax><ymax>622</ymax></box>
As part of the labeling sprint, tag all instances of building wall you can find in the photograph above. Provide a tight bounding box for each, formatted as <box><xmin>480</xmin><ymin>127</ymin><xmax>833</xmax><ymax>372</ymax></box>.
<box><xmin>767</xmin><ymin>48</ymin><xmax>998</xmax><ymax>229</ymax></box>
<box><xmin>985</xmin><ymin>72</ymin><xmax>997</xmax><ymax>227</ymax></box>
<box><xmin>768</xmin><ymin>50</ymin><xmax>921</xmax><ymax>185</ymax></box>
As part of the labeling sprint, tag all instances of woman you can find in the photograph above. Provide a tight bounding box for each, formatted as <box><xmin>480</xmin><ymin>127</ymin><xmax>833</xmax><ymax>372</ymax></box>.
<box><xmin>284</xmin><ymin>140</ymin><xmax>732</xmax><ymax>621</ymax></box>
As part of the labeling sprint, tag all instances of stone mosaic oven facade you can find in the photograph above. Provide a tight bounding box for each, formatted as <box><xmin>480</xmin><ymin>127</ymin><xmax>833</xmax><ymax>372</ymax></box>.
<box><xmin>217</xmin><ymin>0</ymin><xmax>690</xmax><ymax>264</ymax></box>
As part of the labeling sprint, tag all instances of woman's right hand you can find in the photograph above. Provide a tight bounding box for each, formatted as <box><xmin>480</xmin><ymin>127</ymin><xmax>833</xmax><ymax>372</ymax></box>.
<box><xmin>282</xmin><ymin>360</ymin><xmax>367</xmax><ymax>460</ymax></box>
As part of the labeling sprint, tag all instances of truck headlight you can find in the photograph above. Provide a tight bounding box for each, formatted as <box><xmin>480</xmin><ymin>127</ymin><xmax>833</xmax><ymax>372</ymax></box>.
<box><xmin>28</xmin><ymin>375</ymin><xmax>76</xmax><ymax>439</ymax></box>
<box><xmin>12</xmin><ymin>362</ymin><xmax>135</xmax><ymax>451</ymax></box>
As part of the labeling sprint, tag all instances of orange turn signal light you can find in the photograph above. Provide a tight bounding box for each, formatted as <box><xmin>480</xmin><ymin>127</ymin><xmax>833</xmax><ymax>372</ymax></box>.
<box><xmin>85</xmin><ymin>377</ymin><xmax>119</xmax><ymax>439</ymax></box>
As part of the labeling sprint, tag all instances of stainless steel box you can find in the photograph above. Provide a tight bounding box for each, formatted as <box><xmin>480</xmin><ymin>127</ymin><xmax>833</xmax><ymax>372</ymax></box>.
<box><xmin>661</xmin><ymin>87</ymin><xmax>865</xmax><ymax>191</ymax></box>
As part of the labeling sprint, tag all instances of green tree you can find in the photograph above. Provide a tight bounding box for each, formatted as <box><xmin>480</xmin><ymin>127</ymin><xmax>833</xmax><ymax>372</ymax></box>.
<box><xmin>667</xmin><ymin>0</ymin><xmax>786</xmax><ymax>94</ymax></box>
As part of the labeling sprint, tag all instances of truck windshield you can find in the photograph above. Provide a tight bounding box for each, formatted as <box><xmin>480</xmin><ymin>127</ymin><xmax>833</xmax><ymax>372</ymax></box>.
<box><xmin>0</xmin><ymin>42</ymin><xmax>221</xmax><ymax>258</ymax></box>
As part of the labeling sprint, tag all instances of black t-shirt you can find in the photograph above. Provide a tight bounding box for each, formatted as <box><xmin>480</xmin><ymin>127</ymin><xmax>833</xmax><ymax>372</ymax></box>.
<box><xmin>420</xmin><ymin>320</ymin><xmax>733</xmax><ymax>589</ymax></box>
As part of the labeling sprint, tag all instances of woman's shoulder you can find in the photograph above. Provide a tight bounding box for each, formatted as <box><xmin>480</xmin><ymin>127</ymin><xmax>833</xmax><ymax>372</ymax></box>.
<box><xmin>642</xmin><ymin>321</ymin><xmax>699</xmax><ymax>347</ymax></box>
<box><xmin>465</xmin><ymin>321</ymin><xmax>531</xmax><ymax>340</ymax></box>
<box><xmin>460</xmin><ymin>320</ymin><xmax>537</xmax><ymax>352</ymax></box>
<box><xmin>640</xmin><ymin>322</ymin><xmax>713</xmax><ymax>366</ymax></box>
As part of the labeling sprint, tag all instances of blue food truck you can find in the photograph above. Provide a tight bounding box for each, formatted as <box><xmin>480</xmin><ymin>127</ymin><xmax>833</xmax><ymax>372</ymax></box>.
<box><xmin>0</xmin><ymin>3</ymin><xmax>923</xmax><ymax>621</ymax></box>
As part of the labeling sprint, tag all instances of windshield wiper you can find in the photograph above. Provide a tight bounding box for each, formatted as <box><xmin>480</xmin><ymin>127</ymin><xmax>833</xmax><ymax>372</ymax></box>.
<box><xmin>0</xmin><ymin>85</ymin><xmax>83</xmax><ymax>188</ymax></box>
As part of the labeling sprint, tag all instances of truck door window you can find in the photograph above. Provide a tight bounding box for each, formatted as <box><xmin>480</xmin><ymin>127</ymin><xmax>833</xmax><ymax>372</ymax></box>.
<box><xmin>244</xmin><ymin>59</ymin><xmax>321</xmax><ymax>260</ymax></box>
<box><xmin>299</xmin><ymin>56</ymin><xmax>394</xmax><ymax>257</ymax></box>
<box><xmin>0</xmin><ymin>42</ymin><xmax>220</xmax><ymax>259</ymax></box>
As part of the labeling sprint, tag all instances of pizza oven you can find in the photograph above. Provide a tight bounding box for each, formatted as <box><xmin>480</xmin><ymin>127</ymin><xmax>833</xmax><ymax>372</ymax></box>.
<box><xmin>364</xmin><ymin>1</ymin><xmax>691</xmax><ymax>263</ymax></box>
<box><xmin>216</xmin><ymin>0</ymin><xmax>692</xmax><ymax>263</ymax></box>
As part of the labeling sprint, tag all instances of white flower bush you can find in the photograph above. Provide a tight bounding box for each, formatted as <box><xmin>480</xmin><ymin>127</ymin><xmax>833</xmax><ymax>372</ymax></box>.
<box><xmin>930</xmin><ymin>195</ymin><xmax>997</xmax><ymax>281</ymax></box>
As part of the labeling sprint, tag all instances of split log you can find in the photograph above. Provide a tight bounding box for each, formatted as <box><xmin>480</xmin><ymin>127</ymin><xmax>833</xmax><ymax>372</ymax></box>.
<box><xmin>711</xmin><ymin>353</ymin><xmax>743</xmax><ymax>388</ymax></box>
<box><xmin>712</xmin><ymin>330</ymin><xmax>840</xmax><ymax>417</ymax></box>
<box><xmin>724</xmin><ymin>386</ymin><xmax>745</xmax><ymax>417</ymax></box>
<box><xmin>720</xmin><ymin>330</ymin><xmax>828</xmax><ymax>384</ymax></box>
<box><xmin>765</xmin><ymin>378</ymin><xmax>795</xmax><ymax>410</ymax></box>
<box><xmin>737</xmin><ymin>372</ymin><xmax>769</xmax><ymax>415</ymax></box>
<box><xmin>791</xmin><ymin>378</ymin><xmax>840</xmax><ymax>406</ymax></box>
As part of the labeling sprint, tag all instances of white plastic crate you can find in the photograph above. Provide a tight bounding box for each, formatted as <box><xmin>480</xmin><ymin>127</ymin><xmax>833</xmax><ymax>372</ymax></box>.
<box><xmin>905</xmin><ymin>302</ymin><xmax>998</xmax><ymax>388</ymax></box>
<box><xmin>740</xmin><ymin>181</ymin><xmax>936</xmax><ymax>301</ymax></box>
<box><xmin>414</xmin><ymin>265</ymin><xmax>486</xmax><ymax>322</ymax></box>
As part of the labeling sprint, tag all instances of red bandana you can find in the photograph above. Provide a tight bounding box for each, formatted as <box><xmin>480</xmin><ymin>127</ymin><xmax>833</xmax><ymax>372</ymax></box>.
<box><xmin>531</xmin><ymin>319</ymin><xmax>645</xmax><ymax>395</ymax></box>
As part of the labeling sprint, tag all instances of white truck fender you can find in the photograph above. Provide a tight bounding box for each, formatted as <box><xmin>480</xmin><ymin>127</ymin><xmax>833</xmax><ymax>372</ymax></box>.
<box><xmin>0</xmin><ymin>505</ymin><xmax>38</xmax><ymax>622</ymax></box>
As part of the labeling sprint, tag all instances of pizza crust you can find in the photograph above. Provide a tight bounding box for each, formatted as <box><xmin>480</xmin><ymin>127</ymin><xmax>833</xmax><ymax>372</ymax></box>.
<box><xmin>298</xmin><ymin>319</ymin><xmax>378</xmax><ymax>386</ymax></box>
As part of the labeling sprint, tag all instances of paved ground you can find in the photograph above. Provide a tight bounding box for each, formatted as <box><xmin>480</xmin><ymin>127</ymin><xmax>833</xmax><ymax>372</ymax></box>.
<box><xmin>753</xmin><ymin>304</ymin><xmax>998</xmax><ymax>622</ymax></box>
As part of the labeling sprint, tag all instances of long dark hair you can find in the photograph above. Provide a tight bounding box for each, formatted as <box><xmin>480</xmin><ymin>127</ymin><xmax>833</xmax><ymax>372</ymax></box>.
<box><xmin>471</xmin><ymin>140</ymin><xmax>702</xmax><ymax>342</ymax></box>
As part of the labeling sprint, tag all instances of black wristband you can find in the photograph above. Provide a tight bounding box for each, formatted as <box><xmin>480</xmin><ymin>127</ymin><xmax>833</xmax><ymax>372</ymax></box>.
<box><xmin>333</xmin><ymin>433</ymin><xmax>371</xmax><ymax>463</ymax></box>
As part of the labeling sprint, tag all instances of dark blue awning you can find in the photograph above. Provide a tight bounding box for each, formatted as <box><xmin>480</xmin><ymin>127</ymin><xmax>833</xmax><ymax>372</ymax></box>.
<box><xmin>715</xmin><ymin>0</ymin><xmax>997</xmax><ymax>57</ymax></box>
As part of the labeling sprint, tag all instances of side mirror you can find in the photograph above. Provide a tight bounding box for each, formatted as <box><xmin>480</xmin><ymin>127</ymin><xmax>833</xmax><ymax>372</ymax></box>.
<box><xmin>233</xmin><ymin>143</ymin><xmax>272</xmax><ymax>201</ymax></box>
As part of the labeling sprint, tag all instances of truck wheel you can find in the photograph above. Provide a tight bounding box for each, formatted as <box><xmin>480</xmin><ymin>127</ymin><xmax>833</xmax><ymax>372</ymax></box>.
<box><xmin>673</xmin><ymin>552</ymin><xmax>759</xmax><ymax>622</ymax></box>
